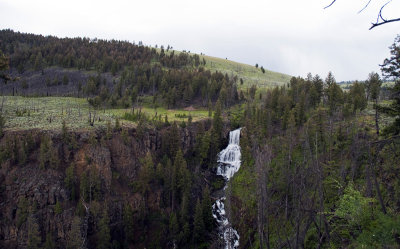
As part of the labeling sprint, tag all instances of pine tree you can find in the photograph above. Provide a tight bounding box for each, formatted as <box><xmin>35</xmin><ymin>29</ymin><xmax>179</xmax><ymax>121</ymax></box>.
<box><xmin>170</xmin><ymin>122</ymin><xmax>180</xmax><ymax>158</ymax></box>
<box><xmin>44</xmin><ymin>232</ymin><xmax>55</xmax><ymax>249</ymax></box>
<box><xmin>309</xmin><ymin>84</ymin><xmax>320</xmax><ymax>109</ymax></box>
<box><xmin>313</xmin><ymin>74</ymin><xmax>324</xmax><ymax>103</ymax></box>
<box><xmin>16</xmin><ymin>196</ymin><xmax>29</xmax><ymax>228</ymax></box>
<box><xmin>80</xmin><ymin>171</ymin><xmax>90</xmax><ymax>202</ymax></box>
<box><xmin>179</xmin><ymin>220</ymin><xmax>191</xmax><ymax>246</ymax></box>
<box><xmin>201</xmin><ymin>186</ymin><xmax>214</xmax><ymax>232</ymax></box>
<box><xmin>48</xmin><ymin>140</ymin><xmax>60</xmax><ymax>169</ymax></box>
<box><xmin>123</xmin><ymin>204</ymin><xmax>134</xmax><ymax>243</ymax></box>
<box><xmin>170</xmin><ymin>156</ymin><xmax>178</xmax><ymax>211</ymax></box>
<box><xmin>34</xmin><ymin>52</ymin><xmax>43</xmax><ymax>71</ymax></box>
<box><xmin>208</xmin><ymin>100</ymin><xmax>212</xmax><ymax>117</ymax></box>
<box><xmin>180</xmin><ymin>189</ymin><xmax>190</xmax><ymax>225</ymax></box>
<box><xmin>62</xmin><ymin>120</ymin><xmax>69</xmax><ymax>143</ymax></box>
<box><xmin>325</xmin><ymin>71</ymin><xmax>335</xmax><ymax>88</ymax></box>
<box><xmin>169</xmin><ymin>212</ymin><xmax>179</xmax><ymax>244</ymax></box>
<box><xmin>366</xmin><ymin>72</ymin><xmax>382</xmax><ymax>135</ymax></box>
<box><xmin>249</xmin><ymin>85</ymin><xmax>257</xmax><ymax>100</ymax></box>
<box><xmin>379</xmin><ymin>35</ymin><xmax>400</xmax><ymax>135</ymax></box>
<box><xmin>97</xmin><ymin>208</ymin><xmax>111</xmax><ymax>249</ymax></box>
<box><xmin>199</xmin><ymin>131</ymin><xmax>211</xmax><ymax>166</ymax></box>
<box><xmin>65</xmin><ymin>163</ymin><xmax>76</xmax><ymax>200</ymax></box>
<box><xmin>138</xmin><ymin>151</ymin><xmax>154</xmax><ymax>196</ymax></box>
<box><xmin>39</xmin><ymin>135</ymin><xmax>50</xmax><ymax>169</ymax></box>
<box><xmin>114</xmin><ymin>118</ymin><xmax>121</xmax><ymax>131</ymax></box>
<box><xmin>327</xmin><ymin>81</ymin><xmax>343</xmax><ymax>116</ymax></box>
<box><xmin>219</xmin><ymin>82</ymin><xmax>228</xmax><ymax>108</ymax></box>
<box><xmin>54</xmin><ymin>200</ymin><xmax>62</xmax><ymax>214</ymax></box>
<box><xmin>349</xmin><ymin>81</ymin><xmax>367</xmax><ymax>113</ymax></box>
<box><xmin>193</xmin><ymin>198</ymin><xmax>205</xmax><ymax>244</ymax></box>
<box><xmin>210</xmin><ymin>100</ymin><xmax>223</xmax><ymax>160</ymax></box>
<box><xmin>27</xmin><ymin>216</ymin><xmax>41</xmax><ymax>249</ymax></box>
<box><xmin>174</xmin><ymin>150</ymin><xmax>191</xmax><ymax>197</ymax></box>
<box><xmin>0</xmin><ymin>49</ymin><xmax>10</xmax><ymax>83</ymax></box>
<box><xmin>66</xmin><ymin>216</ymin><xmax>84</xmax><ymax>249</ymax></box>
<box><xmin>213</xmin><ymin>100</ymin><xmax>222</xmax><ymax>139</ymax></box>
<box><xmin>295</xmin><ymin>92</ymin><xmax>306</xmax><ymax>126</ymax></box>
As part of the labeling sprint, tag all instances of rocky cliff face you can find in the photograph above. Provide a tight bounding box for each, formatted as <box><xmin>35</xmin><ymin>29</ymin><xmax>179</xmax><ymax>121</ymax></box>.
<box><xmin>0</xmin><ymin>120</ymin><xmax>212</xmax><ymax>249</ymax></box>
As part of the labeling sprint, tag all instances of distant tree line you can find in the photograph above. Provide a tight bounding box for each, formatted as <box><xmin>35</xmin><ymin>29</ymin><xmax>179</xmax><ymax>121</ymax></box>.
<box><xmin>0</xmin><ymin>29</ymin><xmax>204</xmax><ymax>74</ymax></box>
<box><xmin>0</xmin><ymin>29</ymin><xmax>243</xmax><ymax>109</ymax></box>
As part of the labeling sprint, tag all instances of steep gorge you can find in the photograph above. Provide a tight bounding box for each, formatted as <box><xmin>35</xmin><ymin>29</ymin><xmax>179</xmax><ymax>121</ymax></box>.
<box><xmin>0</xmin><ymin>120</ymin><xmax>225</xmax><ymax>249</ymax></box>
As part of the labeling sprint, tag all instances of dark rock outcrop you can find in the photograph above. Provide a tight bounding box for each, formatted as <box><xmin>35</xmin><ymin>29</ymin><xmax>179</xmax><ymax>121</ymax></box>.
<box><xmin>0</xmin><ymin>121</ymin><xmax>213</xmax><ymax>248</ymax></box>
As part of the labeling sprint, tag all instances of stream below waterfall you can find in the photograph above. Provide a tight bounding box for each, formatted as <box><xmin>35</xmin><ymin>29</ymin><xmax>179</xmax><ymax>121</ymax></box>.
<box><xmin>212</xmin><ymin>128</ymin><xmax>241</xmax><ymax>249</ymax></box>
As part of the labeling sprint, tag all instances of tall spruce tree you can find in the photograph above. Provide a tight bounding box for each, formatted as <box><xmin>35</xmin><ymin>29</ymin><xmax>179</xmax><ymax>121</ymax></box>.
<box><xmin>123</xmin><ymin>204</ymin><xmax>134</xmax><ymax>243</ymax></box>
<box><xmin>138</xmin><ymin>151</ymin><xmax>154</xmax><ymax>197</ymax></box>
<box><xmin>349</xmin><ymin>81</ymin><xmax>367</xmax><ymax>113</ymax></box>
<box><xmin>201</xmin><ymin>186</ymin><xmax>214</xmax><ymax>232</ymax></box>
<box><xmin>380</xmin><ymin>35</ymin><xmax>400</xmax><ymax>136</ymax></box>
<box><xmin>97</xmin><ymin>208</ymin><xmax>111</xmax><ymax>249</ymax></box>
<box><xmin>210</xmin><ymin>100</ymin><xmax>223</xmax><ymax>162</ymax></box>
<box><xmin>193</xmin><ymin>198</ymin><xmax>205</xmax><ymax>244</ymax></box>
<box><xmin>65</xmin><ymin>163</ymin><xmax>76</xmax><ymax>200</ymax></box>
<box><xmin>66</xmin><ymin>216</ymin><xmax>84</xmax><ymax>249</ymax></box>
<box><xmin>366</xmin><ymin>72</ymin><xmax>382</xmax><ymax>135</ymax></box>
<box><xmin>169</xmin><ymin>212</ymin><xmax>179</xmax><ymax>245</ymax></box>
<box><xmin>0</xmin><ymin>50</ymin><xmax>9</xmax><ymax>80</ymax></box>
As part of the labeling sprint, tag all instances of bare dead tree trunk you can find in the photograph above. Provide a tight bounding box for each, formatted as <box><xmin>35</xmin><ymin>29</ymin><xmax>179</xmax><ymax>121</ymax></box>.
<box><xmin>255</xmin><ymin>144</ymin><xmax>271</xmax><ymax>249</ymax></box>
<box><xmin>315</xmin><ymin>131</ymin><xmax>331</xmax><ymax>246</ymax></box>
<box><xmin>365</xmin><ymin>143</ymin><xmax>373</xmax><ymax>197</ymax></box>
<box><xmin>1</xmin><ymin>95</ymin><xmax>5</xmax><ymax>113</ymax></box>
<box><xmin>329</xmin><ymin>117</ymin><xmax>333</xmax><ymax>161</ymax></box>
<box><xmin>370</xmin><ymin>149</ymin><xmax>387</xmax><ymax>214</ymax></box>
<box><xmin>375</xmin><ymin>98</ymin><xmax>380</xmax><ymax>136</ymax></box>
<box><xmin>373</xmin><ymin>170</ymin><xmax>387</xmax><ymax>214</ymax></box>
<box><xmin>88</xmin><ymin>108</ymin><xmax>96</xmax><ymax>126</ymax></box>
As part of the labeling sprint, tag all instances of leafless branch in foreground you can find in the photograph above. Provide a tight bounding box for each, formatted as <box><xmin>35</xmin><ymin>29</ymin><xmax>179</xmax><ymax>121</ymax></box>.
<box><xmin>324</xmin><ymin>0</ymin><xmax>336</xmax><ymax>9</ymax></box>
<box><xmin>358</xmin><ymin>0</ymin><xmax>372</xmax><ymax>13</ymax></box>
<box><xmin>370</xmin><ymin>0</ymin><xmax>400</xmax><ymax>29</ymax></box>
<box><xmin>324</xmin><ymin>0</ymin><xmax>400</xmax><ymax>29</ymax></box>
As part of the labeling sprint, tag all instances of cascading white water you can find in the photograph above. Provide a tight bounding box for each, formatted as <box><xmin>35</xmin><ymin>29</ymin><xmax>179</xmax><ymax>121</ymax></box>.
<box><xmin>212</xmin><ymin>128</ymin><xmax>241</xmax><ymax>249</ymax></box>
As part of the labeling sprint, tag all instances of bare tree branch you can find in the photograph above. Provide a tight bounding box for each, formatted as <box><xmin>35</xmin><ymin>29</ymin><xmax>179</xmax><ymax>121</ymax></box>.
<box><xmin>370</xmin><ymin>17</ymin><xmax>400</xmax><ymax>29</ymax></box>
<box><xmin>324</xmin><ymin>0</ymin><xmax>400</xmax><ymax>29</ymax></box>
<box><xmin>358</xmin><ymin>0</ymin><xmax>372</xmax><ymax>13</ymax></box>
<box><xmin>378</xmin><ymin>0</ymin><xmax>392</xmax><ymax>22</ymax></box>
<box><xmin>369</xmin><ymin>0</ymin><xmax>399</xmax><ymax>29</ymax></box>
<box><xmin>324</xmin><ymin>0</ymin><xmax>336</xmax><ymax>9</ymax></box>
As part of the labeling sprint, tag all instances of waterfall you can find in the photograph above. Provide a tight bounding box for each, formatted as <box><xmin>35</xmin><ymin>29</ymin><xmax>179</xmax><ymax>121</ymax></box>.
<box><xmin>212</xmin><ymin>128</ymin><xmax>241</xmax><ymax>249</ymax></box>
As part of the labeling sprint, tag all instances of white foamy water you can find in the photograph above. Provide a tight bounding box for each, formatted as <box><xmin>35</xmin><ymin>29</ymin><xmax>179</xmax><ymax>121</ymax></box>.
<box><xmin>217</xmin><ymin>128</ymin><xmax>242</xmax><ymax>180</ymax></box>
<box><xmin>212</xmin><ymin>128</ymin><xmax>241</xmax><ymax>249</ymax></box>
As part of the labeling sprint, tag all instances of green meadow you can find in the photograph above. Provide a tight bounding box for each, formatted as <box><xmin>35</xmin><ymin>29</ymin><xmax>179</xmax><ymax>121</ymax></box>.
<box><xmin>1</xmin><ymin>96</ymin><xmax>211</xmax><ymax>131</ymax></box>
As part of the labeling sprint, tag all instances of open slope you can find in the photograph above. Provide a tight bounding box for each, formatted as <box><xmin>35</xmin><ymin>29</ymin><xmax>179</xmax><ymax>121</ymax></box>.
<box><xmin>200</xmin><ymin>54</ymin><xmax>291</xmax><ymax>89</ymax></box>
<box><xmin>158</xmin><ymin>48</ymin><xmax>292</xmax><ymax>89</ymax></box>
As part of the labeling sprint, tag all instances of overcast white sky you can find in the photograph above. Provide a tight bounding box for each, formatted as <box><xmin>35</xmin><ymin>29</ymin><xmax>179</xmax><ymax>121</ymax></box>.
<box><xmin>1</xmin><ymin>0</ymin><xmax>399</xmax><ymax>81</ymax></box>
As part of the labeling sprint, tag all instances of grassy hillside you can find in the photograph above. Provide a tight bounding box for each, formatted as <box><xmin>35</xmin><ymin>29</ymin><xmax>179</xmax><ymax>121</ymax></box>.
<box><xmin>157</xmin><ymin>48</ymin><xmax>292</xmax><ymax>89</ymax></box>
<box><xmin>1</xmin><ymin>96</ymin><xmax>209</xmax><ymax>131</ymax></box>
<box><xmin>0</xmin><ymin>29</ymin><xmax>292</xmax><ymax>131</ymax></box>
<box><xmin>200</xmin><ymin>54</ymin><xmax>292</xmax><ymax>89</ymax></box>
